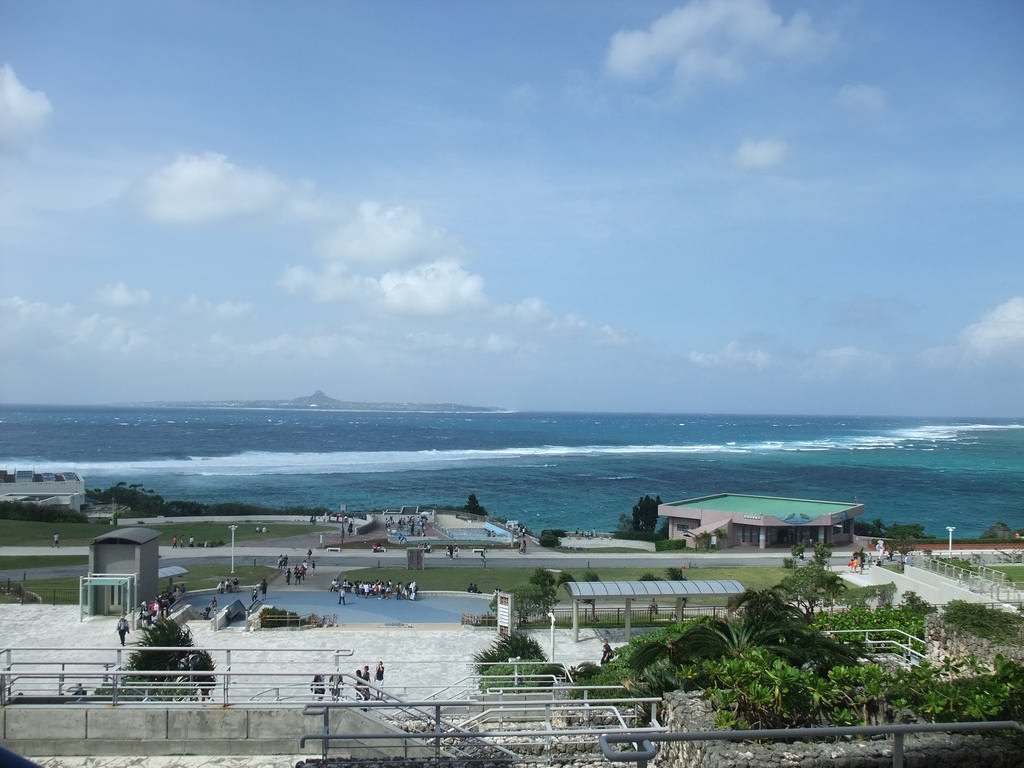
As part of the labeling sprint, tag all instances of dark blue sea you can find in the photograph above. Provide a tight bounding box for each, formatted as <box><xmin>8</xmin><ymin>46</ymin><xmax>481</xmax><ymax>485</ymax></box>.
<box><xmin>0</xmin><ymin>406</ymin><xmax>1021</xmax><ymax>538</ymax></box>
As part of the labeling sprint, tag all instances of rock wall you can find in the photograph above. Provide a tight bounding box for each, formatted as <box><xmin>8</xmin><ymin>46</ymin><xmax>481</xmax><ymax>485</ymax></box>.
<box><xmin>653</xmin><ymin>691</ymin><xmax>1021</xmax><ymax>768</ymax></box>
<box><xmin>925</xmin><ymin>613</ymin><xmax>1024</xmax><ymax>666</ymax></box>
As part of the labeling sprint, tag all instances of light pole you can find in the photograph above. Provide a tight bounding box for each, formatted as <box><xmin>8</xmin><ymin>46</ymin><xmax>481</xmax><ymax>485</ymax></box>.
<box><xmin>946</xmin><ymin>526</ymin><xmax>956</xmax><ymax>556</ymax></box>
<box><xmin>229</xmin><ymin>525</ymin><xmax>238</xmax><ymax>574</ymax></box>
<box><xmin>547</xmin><ymin>611</ymin><xmax>556</xmax><ymax>662</ymax></box>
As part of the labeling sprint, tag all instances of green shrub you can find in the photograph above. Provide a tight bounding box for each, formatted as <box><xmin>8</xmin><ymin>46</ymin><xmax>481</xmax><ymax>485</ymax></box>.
<box><xmin>654</xmin><ymin>539</ymin><xmax>686</xmax><ymax>552</ymax></box>
<box><xmin>472</xmin><ymin>632</ymin><xmax>546</xmax><ymax>672</ymax></box>
<box><xmin>538</xmin><ymin>529</ymin><xmax>564</xmax><ymax>548</ymax></box>
<box><xmin>942</xmin><ymin>601</ymin><xmax>1024</xmax><ymax>645</ymax></box>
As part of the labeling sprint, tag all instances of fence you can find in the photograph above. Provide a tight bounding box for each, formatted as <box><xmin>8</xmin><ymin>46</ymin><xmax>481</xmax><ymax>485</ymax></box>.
<box><xmin>517</xmin><ymin>604</ymin><xmax>730</xmax><ymax>630</ymax></box>
<box><xmin>0</xmin><ymin>580</ymin><xmax>77</xmax><ymax>605</ymax></box>
<box><xmin>919</xmin><ymin>556</ymin><xmax>1023</xmax><ymax>603</ymax></box>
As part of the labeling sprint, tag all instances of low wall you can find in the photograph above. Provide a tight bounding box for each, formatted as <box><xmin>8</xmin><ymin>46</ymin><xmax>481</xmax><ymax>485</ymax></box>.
<box><xmin>560</xmin><ymin>536</ymin><xmax>654</xmax><ymax>552</ymax></box>
<box><xmin>0</xmin><ymin>705</ymin><xmax>422</xmax><ymax>758</ymax></box>
<box><xmin>655</xmin><ymin>691</ymin><xmax>1021</xmax><ymax>768</ymax></box>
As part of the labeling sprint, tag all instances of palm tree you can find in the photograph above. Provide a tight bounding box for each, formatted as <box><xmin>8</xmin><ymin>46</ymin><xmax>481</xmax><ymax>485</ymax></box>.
<box><xmin>627</xmin><ymin>589</ymin><xmax>860</xmax><ymax>674</ymax></box>
<box><xmin>124</xmin><ymin>619</ymin><xmax>215</xmax><ymax>700</ymax></box>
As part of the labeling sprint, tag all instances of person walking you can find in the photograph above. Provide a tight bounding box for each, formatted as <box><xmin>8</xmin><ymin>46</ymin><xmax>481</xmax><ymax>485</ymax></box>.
<box><xmin>52</xmin><ymin>532</ymin><xmax>59</xmax><ymax>548</ymax></box>
<box><xmin>374</xmin><ymin>660</ymin><xmax>385</xmax><ymax>698</ymax></box>
<box><xmin>600</xmin><ymin>639</ymin><xmax>614</xmax><ymax>665</ymax></box>
<box><xmin>310</xmin><ymin>674</ymin><xmax>325</xmax><ymax>701</ymax></box>
<box><xmin>116</xmin><ymin>616</ymin><xmax>130</xmax><ymax>646</ymax></box>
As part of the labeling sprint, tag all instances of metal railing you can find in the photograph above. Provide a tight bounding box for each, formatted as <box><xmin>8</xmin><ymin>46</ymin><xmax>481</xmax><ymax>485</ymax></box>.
<box><xmin>599</xmin><ymin>721</ymin><xmax>1024</xmax><ymax>768</ymax></box>
<box><xmin>919</xmin><ymin>556</ymin><xmax>1023</xmax><ymax>603</ymax></box>
<box><xmin>299</xmin><ymin>697</ymin><xmax>664</xmax><ymax>763</ymax></box>
<box><xmin>823</xmin><ymin>627</ymin><xmax>927</xmax><ymax>664</ymax></box>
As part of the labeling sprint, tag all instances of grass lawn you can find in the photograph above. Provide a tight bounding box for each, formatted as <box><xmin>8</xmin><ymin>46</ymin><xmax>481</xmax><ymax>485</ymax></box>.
<box><xmin>0</xmin><ymin>555</ymin><xmax>89</xmax><ymax>569</ymax></box>
<box><xmin>10</xmin><ymin>563</ymin><xmax>786</xmax><ymax>607</ymax></box>
<box><xmin>0</xmin><ymin>518</ymin><xmax>333</xmax><ymax>547</ymax></box>
<box><xmin>990</xmin><ymin>564</ymin><xmax>1024</xmax><ymax>584</ymax></box>
<box><xmin>340</xmin><ymin>564</ymin><xmax>787</xmax><ymax>598</ymax></box>
<box><xmin>15</xmin><ymin>563</ymin><xmax>283</xmax><ymax>604</ymax></box>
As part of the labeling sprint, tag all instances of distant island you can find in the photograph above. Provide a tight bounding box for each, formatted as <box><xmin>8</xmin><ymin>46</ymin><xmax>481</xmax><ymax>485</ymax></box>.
<box><xmin>133</xmin><ymin>390</ymin><xmax>507</xmax><ymax>413</ymax></box>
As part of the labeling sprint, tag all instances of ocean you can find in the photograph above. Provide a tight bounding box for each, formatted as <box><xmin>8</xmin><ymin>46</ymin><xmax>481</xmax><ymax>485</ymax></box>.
<box><xmin>0</xmin><ymin>406</ymin><xmax>1021</xmax><ymax>538</ymax></box>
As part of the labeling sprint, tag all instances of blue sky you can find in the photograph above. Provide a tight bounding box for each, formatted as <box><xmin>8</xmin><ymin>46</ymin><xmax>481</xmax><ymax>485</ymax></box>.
<box><xmin>1</xmin><ymin>1</ymin><xmax>1022</xmax><ymax>415</ymax></box>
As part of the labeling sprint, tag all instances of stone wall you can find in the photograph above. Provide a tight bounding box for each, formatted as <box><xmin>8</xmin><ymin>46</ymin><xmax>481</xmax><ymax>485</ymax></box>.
<box><xmin>925</xmin><ymin>613</ymin><xmax>1024</xmax><ymax>666</ymax></box>
<box><xmin>653</xmin><ymin>691</ymin><xmax>1021</xmax><ymax>768</ymax></box>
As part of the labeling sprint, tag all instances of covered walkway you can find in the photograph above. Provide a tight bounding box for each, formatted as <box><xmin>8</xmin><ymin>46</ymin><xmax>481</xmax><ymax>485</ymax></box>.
<box><xmin>563</xmin><ymin>579</ymin><xmax>745</xmax><ymax>641</ymax></box>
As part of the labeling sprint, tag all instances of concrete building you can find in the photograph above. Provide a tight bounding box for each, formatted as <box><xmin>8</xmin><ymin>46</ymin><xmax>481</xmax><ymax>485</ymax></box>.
<box><xmin>0</xmin><ymin>469</ymin><xmax>86</xmax><ymax>512</ymax></box>
<box><xmin>658</xmin><ymin>493</ymin><xmax>863</xmax><ymax>550</ymax></box>
<box><xmin>86</xmin><ymin>528</ymin><xmax>161</xmax><ymax>616</ymax></box>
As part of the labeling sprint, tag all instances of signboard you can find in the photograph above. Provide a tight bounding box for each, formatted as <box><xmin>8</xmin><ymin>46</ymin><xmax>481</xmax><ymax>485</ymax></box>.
<box><xmin>496</xmin><ymin>591</ymin><xmax>514</xmax><ymax>636</ymax></box>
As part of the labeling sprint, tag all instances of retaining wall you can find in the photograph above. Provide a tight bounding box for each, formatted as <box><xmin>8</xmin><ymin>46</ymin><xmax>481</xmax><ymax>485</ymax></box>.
<box><xmin>0</xmin><ymin>705</ymin><xmax>420</xmax><ymax>757</ymax></box>
<box><xmin>654</xmin><ymin>691</ymin><xmax>1021</xmax><ymax>768</ymax></box>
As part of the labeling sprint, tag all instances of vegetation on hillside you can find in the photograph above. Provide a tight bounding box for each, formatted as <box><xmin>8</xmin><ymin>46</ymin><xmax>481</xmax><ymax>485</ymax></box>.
<box><xmin>574</xmin><ymin>587</ymin><xmax>1024</xmax><ymax>731</ymax></box>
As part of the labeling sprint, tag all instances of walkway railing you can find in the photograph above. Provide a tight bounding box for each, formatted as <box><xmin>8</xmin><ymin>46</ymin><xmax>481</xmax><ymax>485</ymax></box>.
<box><xmin>823</xmin><ymin>627</ymin><xmax>927</xmax><ymax>664</ymax></box>
<box><xmin>919</xmin><ymin>556</ymin><xmax>1023</xmax><ymax>603</ymax></box>
<box><xmin>299</xmin><ymin>697</ymin><xmax>664</xmax><ymax>763</ymax></box>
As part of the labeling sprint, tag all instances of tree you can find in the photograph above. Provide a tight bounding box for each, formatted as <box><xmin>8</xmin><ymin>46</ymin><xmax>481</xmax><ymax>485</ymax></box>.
<box><xmin>464</xmin><ymin>494</ymin><xmax>487</xmax><ymax>517</ymax></box>
<box><xmin>630</xmin><ymin>495</ymin><xmax>661</xmax><ymax>532</ymax></box>
<box><xmin>124</xmin><ymin>619</ymin><xmax>215</xmax><ymax>700</ymax></box>
<box><xmin>777</xmin><ymin>563</ymin><xmax>847</xmax><ymax>620</ymax></box>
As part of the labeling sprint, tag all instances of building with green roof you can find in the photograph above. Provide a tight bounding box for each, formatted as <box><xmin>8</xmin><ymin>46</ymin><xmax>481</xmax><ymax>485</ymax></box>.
<box><xmin>658</xmin><ymin>493</ymin><xmax>863</xmax><ymax>550</ymax></box>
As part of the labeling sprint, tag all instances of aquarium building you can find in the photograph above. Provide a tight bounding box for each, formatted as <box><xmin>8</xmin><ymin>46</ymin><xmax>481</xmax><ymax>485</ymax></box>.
<box><xmin>0</xmin><ymin>469</ymin><xmax>86</xmax><ymax>512</ymax></box>
<box><xmin>658</xmin><ymin>493</ymin><xmax>863</xmax><ymax>550</ymax></box>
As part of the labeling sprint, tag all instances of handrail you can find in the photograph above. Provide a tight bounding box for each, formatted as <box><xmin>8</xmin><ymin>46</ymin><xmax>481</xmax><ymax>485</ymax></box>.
<box><xmin>599</xmin><ymin>721</ymin><xmax>1024</xmax><ymax>768</ymax></box>
<box><xmin>823</xmin><ymin>627</ymin><xmax>927</xmax><ymax>663</ymax></box>
<box><xmin>299</xmin><ymin>699</ymin><xmax>666</xmax><ymax>762</ymax></box>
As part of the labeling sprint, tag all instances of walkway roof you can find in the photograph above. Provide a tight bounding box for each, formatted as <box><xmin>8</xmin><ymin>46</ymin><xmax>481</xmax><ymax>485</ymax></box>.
<box><xmin>563</xmin><ymin>579</ymin><xmax>744</xmax><ymax>599</ymax></box>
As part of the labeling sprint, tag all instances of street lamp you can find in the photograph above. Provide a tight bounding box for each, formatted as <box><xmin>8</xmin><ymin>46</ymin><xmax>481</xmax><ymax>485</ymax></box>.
<box><xmin>229</xmin><ymin>525</ymin><xmax>238</xmax><ymax>574</ymax></box>
<box><xmin>946</xmin><ymin>526</ymin><xmax>956</xmax><ymax>556</ymax></box>
<box><xmin>547</xmin><ymin>611</ymin><xmax>556</xmax><ymax>662</ymax></box>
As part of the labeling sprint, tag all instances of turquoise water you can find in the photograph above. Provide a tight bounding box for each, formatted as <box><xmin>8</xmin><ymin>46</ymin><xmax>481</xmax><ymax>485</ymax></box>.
<box><xmin>0</xmin><ymin>407</ymin><xmax>1021</xmax><ymax>537</ymax></box>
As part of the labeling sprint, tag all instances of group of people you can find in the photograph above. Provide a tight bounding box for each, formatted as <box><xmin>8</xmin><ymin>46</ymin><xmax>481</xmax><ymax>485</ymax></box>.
<box><xmin>285</xmin><ymin>561</ymin><xmax>313</xmax><ymax>585</ymax></box>
<box><xmin>311</xmin><ymin>661</ymin><xmax>386</xmax><ymax>702</ymax></box>
<box><xmin>170</xmin><ymin>534</ymin><xmax>197</xmax><ymax>548</ymax></box>
<box><xmin>137</xmin><ymin>590</ymin><xmax>178</xmax><ymax>626</ymax></box>
<box><xmin>216</xmin><ymin>578</ymin><xmax>240</xmax><ymax>593</ymax></box>
<box><xmin>342</xmin><ymin>579</ymin><xmax>418</xmax><ymax>601</ymax></box>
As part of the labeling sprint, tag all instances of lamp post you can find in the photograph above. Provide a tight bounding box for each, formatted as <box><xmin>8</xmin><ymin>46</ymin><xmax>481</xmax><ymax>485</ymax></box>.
<box><xmin>229</xmin><ymin>525</ymin><xmax>238</xmax><ymax>574</ymax></box>
<box><xmin>946</xmin><ymin>526</ymin><xmax>956</xmax><ymax>556</ymax></box>
<box><xmin>547</xmin><ymin>611</ymin><xmax>556</xmax><ymax>662</ymax></box>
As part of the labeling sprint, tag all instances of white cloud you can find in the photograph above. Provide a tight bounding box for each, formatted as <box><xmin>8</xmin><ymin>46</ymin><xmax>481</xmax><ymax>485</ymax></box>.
<box><xmin>318</xmin><ymin>202</ymin><xmax>457</xmax><ymax>267</ymax></box>
<box><xmin>606</xmin><ymin>0</ymin><xmax>828</xmax><ymax>85</ymax></box>
<box><xmin>141</xmin><ymin>153</ymin><xmax>284</xmax><ymax>222</ymax></box>
<box><xmin>280</xmin><ymin>258</ymin><xmax>486</xmax><ymax>317</ymax></box>
<box><xmin>732</xmin><ymin>138</ymin><xmax>787</xmax><ymax>170</ymax></box>
<box><xmin>958</xmin><ymin>296</ymin><xmax>1024</xmax><ymax>358</ymax></box>
<box><xmin>182</xmin><ymin>295</ymin><xmax>253</xmax><ymax>318</ymax></box>
<box><xmin>0</xmin><ymin>296</ymin><xmax>147</xmax><ymax>355</ymax></box>
<box><xmin>376</xmin><ymin>260</ymin><xmax>486</xmax><ymax>315</ymax></box>
<box><xmin>837</xmin><ymin>83</ymin><xmax>886</xmax><ymax>113</ymax></box>
<box><xmin>0</xmin><ymin>64</ymin><xmax>52</xmax><ymax>146</ymax></box>
<box><xmin>95</xmin><ymin>281</ymin><xmax>151</xmax><ymax>308</ymax></box>
<box><xmin>689</xmin><ymin>340</ymin><xmax>774</xmax><ymax>370</ymax></box>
